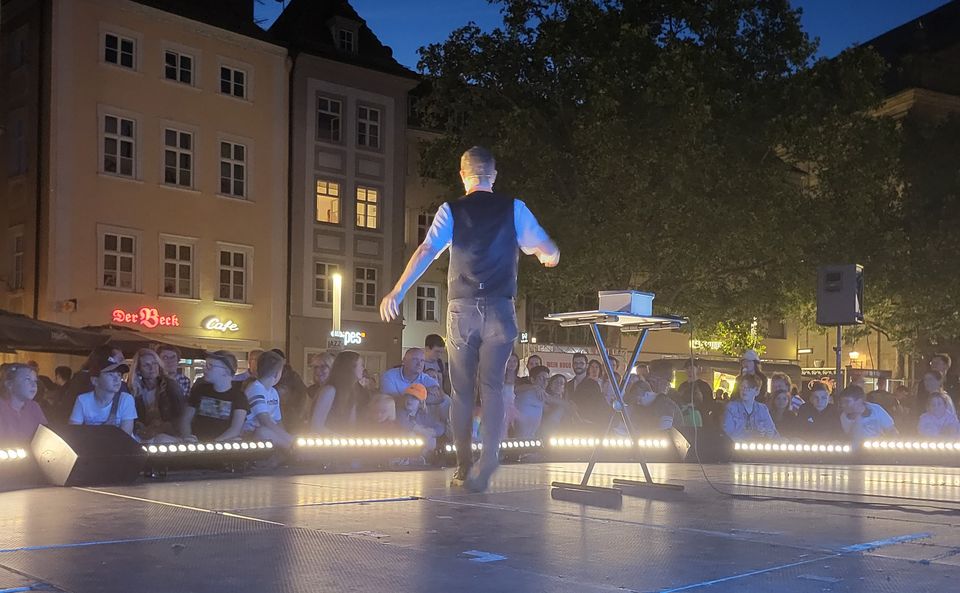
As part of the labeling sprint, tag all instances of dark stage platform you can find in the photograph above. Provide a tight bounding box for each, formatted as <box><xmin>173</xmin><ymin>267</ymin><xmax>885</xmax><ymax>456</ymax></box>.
<box><xmin>1</xmin><ymin>462</ymin><xmax>958</xmax><ymax>592</ymax></box>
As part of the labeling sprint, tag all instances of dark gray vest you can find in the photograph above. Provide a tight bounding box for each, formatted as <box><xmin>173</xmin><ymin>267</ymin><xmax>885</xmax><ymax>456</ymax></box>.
<box><xmin>446</xmin><ymin>191</ymin><xmax>518</xmax><ymax>299</ymax></box>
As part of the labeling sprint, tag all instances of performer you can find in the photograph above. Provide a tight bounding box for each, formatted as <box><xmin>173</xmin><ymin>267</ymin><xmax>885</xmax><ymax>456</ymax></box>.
<box><xmin>380</xmin><ymin>146</ymin><xmax>559</xmax><ymax>492</ymax></box>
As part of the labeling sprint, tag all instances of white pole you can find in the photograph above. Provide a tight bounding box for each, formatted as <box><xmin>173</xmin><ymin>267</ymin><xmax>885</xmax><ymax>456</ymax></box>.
<box><xmin>332</xmin><ymin>273</ymin><xmax>342</xmax><ymax>333</ymax></box>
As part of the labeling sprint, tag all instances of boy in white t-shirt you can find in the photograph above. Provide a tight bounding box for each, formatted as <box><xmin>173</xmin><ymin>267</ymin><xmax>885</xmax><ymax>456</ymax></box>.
<box><xmin>837</xmin><ymin>385</ymin><xmax>898</xmax><ymax>440</ymax></box>
<box><xmin>241</xmin><ymin>350</ymin><xmax>293</xmax><ymax>449</ymax></box>
<box><xmin>69</xmin><ymin>350</ymin><xmax>137</xmax><ymax>436</ymax></box>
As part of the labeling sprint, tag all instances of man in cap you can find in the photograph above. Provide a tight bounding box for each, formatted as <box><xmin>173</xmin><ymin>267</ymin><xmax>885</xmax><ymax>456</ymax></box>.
<box><xmin>380</xmin><ymin>146</ymin><xmax>560</xmax><ymax>491</ymax></box>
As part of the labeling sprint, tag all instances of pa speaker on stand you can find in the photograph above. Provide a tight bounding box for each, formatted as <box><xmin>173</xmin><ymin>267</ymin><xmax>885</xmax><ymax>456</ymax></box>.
<box><xmin>816</xmin><ymin>264</ymin><xmax>864</xmax><ymax>388</ymax></box>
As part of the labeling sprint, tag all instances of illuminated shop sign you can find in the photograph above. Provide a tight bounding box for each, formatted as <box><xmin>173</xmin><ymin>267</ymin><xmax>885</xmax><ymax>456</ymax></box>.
<box><xmin>112</xmin><ymin>307</ymin><xmax>181</xmax><ymax>329</ymax></box>
<box><xmin>330</xmin><ymin>330</ymin><xmax>366</xmax><ymax>345</ymax></box>
<box><xmin>202</xmin><ymin>316</ymin><xmax>240</xmax><ymax>333</ymax></box>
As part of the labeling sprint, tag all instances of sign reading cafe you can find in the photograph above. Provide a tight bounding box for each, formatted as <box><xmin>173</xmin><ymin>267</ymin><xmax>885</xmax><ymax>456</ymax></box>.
<box><xmin>202</xmin><ymin>316</ymin><xmax>240</xmax><ymax>333</ymax></box>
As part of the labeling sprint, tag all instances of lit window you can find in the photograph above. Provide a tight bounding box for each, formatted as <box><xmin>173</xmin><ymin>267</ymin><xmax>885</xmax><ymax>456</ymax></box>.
<box><xmin>316</xmin><ymin>179</ymin><xmax>341</xmax><ymax>224</ymax></box>
<box><xmin>356</xmin><ymin>186</ymin><xmax>378</xmax><ymax>229</ymax></box>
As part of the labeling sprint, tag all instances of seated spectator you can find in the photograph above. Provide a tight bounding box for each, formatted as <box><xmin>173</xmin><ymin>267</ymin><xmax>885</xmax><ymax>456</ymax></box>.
<box><xmin>36</xmin><ymin>365</ymin><xmax>72</xmax><ymax>421</ymax></box>
<box><xmin>514</xmin><ymin>365</ymin><xmax>551</xmax><ymax>439</ymax></box>
<box><xmin>422</xmin><ymin>367</ymin><xmax>452</xmax><ymax>429</ymax></box>
<box><xmin>914</xmin><ymin>370</ymin><xmax>943</xmax><ymax>424</ymax></box>
<box><xmin>628</xmin><ymin>379</ymin><xmax>682</xmax><ymax>433</ymax></box>
<box><xmin>769</xmin><ymin>389</ymin><xmax>800</xmax><ymax>437</ymax></box>
<box><xmin>130</xmin><ymin>348</ymin><xmax>184</xmax><ymax>443</ymax></box>
<box><xmin>723</xmin><ymin>374</ymin><xmax>779</xmax><ymax>440</ymax></box>
<box><xmin>541</xmin><ymin>373</ymin><xmax>574</xmax><ymax>434</ymax></box>
<box><xmin>396</xmin><ymin>384</ymin><xmax>444</xmax><ymax>452</ymax></box>
<box><xmin>674</xmin><ymin>360</ymin><xmax>720</xmax><ymax>429</ymax></box>
<box><xmin>767</xmin><ymin>372</ymin><xmax>794</xmax><ymax>405</ymax></box>
<box><xmin>422</xmin><ymin>334</ymin><xmax>451</xmax><ymax>394</ymax></box>
<box><xmin>796</xmin><ymin>381</ymin><xmax>842</xmax><ymax>439</ymax></box>
<box><xmin>69</xmin><ymin>352</ymin><xmax>137</xmax><ymax>436</ymax></box>
<box><xmin>233</xmin><ymin>349</ymin><xmax>263</xmax><ymax>383</ymax></box>
<box><xmin>156</xmin><ymin>345</ymin><xmax>191</xmax><ymax>397</ymax></box>
<box><xmin>502</xmin><ymin>352</ymin><xmax>521</xmax><ymax>438</ymax></box>
<box><xmin>181</xmin><ymin>351</ymin><xmax>249</xmax><ymax>442</ymax></box>
<box><xmin>917</xmin><ymin>392</ymin><xmax>960</xmax><ymax>438</ymax></box>
<box><xmin>59</xmin><ymin>346</ymin><xmax>129</xmax><ymax>425</ymax></box>
<box><xmin>517</xmin><ymin>354</ymin><xmax>543</xmax><ymax>386</ymax></box>
<box><xmin>838</xmin><ymin>385</ymin><xmax>898</xmax><ymax>440</ymax></box>
<box><xmin>0</xmin><ymin>363</ymin><xmax>47</xmax><ymax>445</ymax></box>
<box><xmin>241</xmin><ymin>350</ymin><xmax>294</xmax><ymax>449</ymax></box>
<box><xmin>381</xmin><ymin>348</ymin><xmax>441</xmax><ymax>406</ymax></box>
<box><xmin>364</xmin><ymin>393</ymin><xmax>398</xmax><ymax>431</ymax></box>
<box><xmin>315</xmin><ymin>351</ymin><xmax>370</xmax><ymax>433</ymax></box>
<box><xmin>272</xmin><ymin>351</ymin><xmax>309</xmax><ymax>434</ymax></box>
<box><xmin>304</xmin><ymin>356</ymin><xmax>332</xmax><ymax>423</ymax></box>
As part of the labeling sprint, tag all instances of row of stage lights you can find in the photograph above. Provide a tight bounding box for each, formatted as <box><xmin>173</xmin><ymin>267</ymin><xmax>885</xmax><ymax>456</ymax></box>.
<box><xmin>141</xmin><ymin>441</ymin><xmax>273</xmax><ymax>455</ymax></box>
<box><xmin>863</xmin><ymin>440</ymin><xmax>960</xmax><ymax>451</ymax></box>
<box><xmin>548</xmin><ymin>437</ymin><xmax>671</xmax><ymax>449</ymax></box>
<box><xmin>734</xmin><ymin>442</ymin><xmax>852</xmax><ymax>454</ymax></box>
<box><xmin>0</xmin><ymin>448</ymin><xmax>28</xmax><ymax>462</ymax></box>
<box><xmin>444</xmin><ymin>440</ymin><xmax>543</xmax><ymax>453</ymax></box>
<box><xmin>296</xmin><ymin>437</ymin><xmax>425</xmax><ymax>448</ymax></box>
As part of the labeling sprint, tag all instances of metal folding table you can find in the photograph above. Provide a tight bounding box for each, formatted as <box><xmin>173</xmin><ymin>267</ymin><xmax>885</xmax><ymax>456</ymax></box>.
<box><xmin>544</xmin><ymin>310</ymin><xmax>687</xmax><ymax>507</ymax></box>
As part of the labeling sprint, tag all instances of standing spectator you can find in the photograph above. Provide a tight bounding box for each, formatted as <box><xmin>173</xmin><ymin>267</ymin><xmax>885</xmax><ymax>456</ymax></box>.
<box><xmin>156</xmin><ymin>345</ymin><xmax>190</xmax><ymax>398</ymax></box>
<box><xmin>914</xmin><ymin>370</ymin><xmax>944</xmax><ymax>426</ymax></box>
<box><xmin>517</xmin><ymin>354</ymin><xmax>543</xmax><ymax>385</ymax></box>
<box><xmin>69</xmin><ymin>352</ymin><xmax>136</xmax><ymax>436</ymax></box>
<box><xmin>796</xmin><ymin>381</ymin><xmax>842</xmax><ymax>439</ymax></box>
<box><xmin>917</xmin><ymin>392</ymin><xmax>960</xmax><ymax>438</ymax></box>
<box><xmin>422</xmin><ymin>334</ymin><xmax>451</xmax><ymax>394</ymax></box>
<box><xmin>628</xmin><ymin>379</ymin><xmax>682</xmax><ymax>433</ymax></box>
<box><xmin>732</xmin><ymin>349</ymin><xmax>768</xmax><ymax>401</ymax></box>
<box><xmin>587</xmin><ymin>359</ymin><xmax>603</xmax><ymax>382</ymax></box>
<box><xmin>674</xmin><ymin>360</ymin><xmax>718</xmax><ymax>428</ymax></box>
<box><xmin>242</xmin><ymin>350</ymin><xmax>294</xmax><ymax>449</ymax></box>
<box><xmin>566</xmin><ymin>353</ymin><xmax>605</xmax><ymax>429</ymax></box>
<box><xmin>514</xmin><ymin>365</ymin><xmax>550</xmax><ymax>439</ymax></box>
<box><xmin>234</xmin><ymin>349</ymin><xmax>263</xmax><ymax>382</ymax></box>
<box><xmin>180</xmin><ymin>351</ymin><xmax>249</xmax><ymax>442</ymax></box>
<box><xmin>129</xmin><ymin>348</ymin><xmax>183</xmax><ymax>443</ymax></box>
<box><xmin>930</xmin><ymin>354</ymin><xmax>959</xmax><ymax>405</ymax></box>
<box><xmin>723</xmin><ymin>374</ymin><xmax>778</xmax><ymax>441</ymax></box>
<box><xmin>0</xmin><ymin>363</ymin><xmax>47</xmax><ymax>445</ymax></box>
<box><xmin>838</xmin><ymin>385</ymin><xmax>898</xmax><ymax>440</ymax></box>
<box><xmin>319</xmin><ymin>351</ymin><xmax>370</xmax><ymax>433</ymax></box>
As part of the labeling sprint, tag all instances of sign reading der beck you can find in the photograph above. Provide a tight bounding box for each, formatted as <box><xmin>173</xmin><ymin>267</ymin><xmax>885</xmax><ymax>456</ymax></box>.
<box><xmin>112</xmin><ymin>307</ymin><xmax>180</xmax><ymax>329</ymax></box>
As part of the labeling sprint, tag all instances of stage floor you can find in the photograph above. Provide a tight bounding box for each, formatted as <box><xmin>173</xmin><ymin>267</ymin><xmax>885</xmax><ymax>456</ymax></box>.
<box><xmin>1</xmin><ymin>462</ymin><xmax>958</xmax><ymax>592</ymax></box>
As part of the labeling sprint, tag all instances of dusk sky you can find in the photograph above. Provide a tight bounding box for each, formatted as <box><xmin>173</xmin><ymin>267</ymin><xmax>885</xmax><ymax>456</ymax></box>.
<box><xmin>254</xmin><ymin>0</ymin><xmax>952</xmax><ymax>71</ymax></box>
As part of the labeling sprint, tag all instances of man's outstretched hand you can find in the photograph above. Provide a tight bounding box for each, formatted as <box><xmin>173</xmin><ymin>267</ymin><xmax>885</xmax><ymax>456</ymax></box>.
<box><xmin>380</xmin><ymin>288</ymin><xmax>403</xmax><ymax>322</ymax></box>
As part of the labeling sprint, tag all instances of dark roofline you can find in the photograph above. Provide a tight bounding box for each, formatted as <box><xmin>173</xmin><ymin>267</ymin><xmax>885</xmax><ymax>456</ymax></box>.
<box><xmin>865</xmin><ymin>0</ymin><xmax>959</xmax><ymax>60</ymax></box>
<box><xmin>130</xmin><ymin>0</ymin><xmax>284</xmax><ymax>48</ymax></box>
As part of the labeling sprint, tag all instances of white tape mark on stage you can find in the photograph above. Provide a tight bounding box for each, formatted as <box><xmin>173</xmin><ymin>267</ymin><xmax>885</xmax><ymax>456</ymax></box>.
<box><xmin>74</xmin><ymin>487</ymin><xmax>285</xmax><ymax>526</ymax></box>
<box><xmin>463</xmin><ymin>550</ymin><xmax>507</xmax><ymax>563</ymax></box>
<box><xmin>658</xmin><ymin>532</ymin><xmax>932</xmax><ymax>593</ymax></box>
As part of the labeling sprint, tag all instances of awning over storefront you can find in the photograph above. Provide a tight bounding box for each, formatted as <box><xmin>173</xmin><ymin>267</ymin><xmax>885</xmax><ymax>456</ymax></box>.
<box><xmin>0</xmin><ymin>309</ymin><xmax>109</xmax><ymax>355</ymax></box>
<box><xmin>82</xmin><ymin>324</ymin><xmax>207</xmax><ymax>359</ymax></box>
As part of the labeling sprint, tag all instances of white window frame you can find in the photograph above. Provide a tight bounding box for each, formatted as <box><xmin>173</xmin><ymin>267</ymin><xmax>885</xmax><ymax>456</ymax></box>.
<box><xmin>219</xmin><ymin>139</ymin><xmax>248</xmax><ymax>199</ymax></box>
<box><xmin>162</xmin><ymin>127</ymin><xmax>194</xmax><ymax>188</ymax></box>
<box><xmin>416</xmin><ymin>211</ymin><xmax>434</xmax><ymax>245</ymax></box>
<box><xmin>313</xmin><ymin>261</ymin><xmax>340</xmax><ymax>306</ymax></box>
<box><xmin>159</xmin><ymin>235</ymin><xmax>197</xmax><ymax>299</ymax></box>
<box><xmin>338</xmin><ymin>29</ymin><xmax>355</xmax><ymax>53</ymax></box>
<box><xmin>97</xmin><ymin>224</ymin><xmax>142</xmax><ymax>292</ymax></box>
<box><xmin>355</xmin><ymin>186</ymin><xmax>379</xmax><ymax>230</ymax></box>
<box><xmin>415</xmin><ymin>284</ymin><xmax>439</xmax><ymax>322</ymax></box>
<box><xmin>99</xmin><ymin>107</ymin><xmax>139</xmax><ymax>179</ymax></box>
<box><xmin>356</xmin><ymin>105</ymin><xmax>381</xmax><ymax>150</ymax></box>
<box><xmin>100</xmin><ymin>28</ymin><xmax>139</xmax><ymax>71</ymax></box>
<box><xmin>316</xmin><ymin>95</ymin><xmax>342</xmax><ymax>143</ymax></box>
<box><xmin>162</xmin><ymin>48</ymin><xmax>195</xmax><ymax>86</ymax></box>
<box><xmin>354</xmin><ymin>265</ymin><xmax>378</xmax><ymax>309</ymax></box>
<box><xmin>216</xmin><ymin>243</ymin><xmax>253</xmax><ymax>304</ymax></box>
<box><xmin>9</xmin><ymin>227</ymin><xmax>25</xmax><ymax>291</ymax></box>
<box><xmin>315</xmin><ymin>178</ymin><xmax>341</xmax><ymax>225</ymax></box>
<box><xmin>218</xmin><ymin>58</ymin><xmax>253</xmax><ymax>101</ymax></box>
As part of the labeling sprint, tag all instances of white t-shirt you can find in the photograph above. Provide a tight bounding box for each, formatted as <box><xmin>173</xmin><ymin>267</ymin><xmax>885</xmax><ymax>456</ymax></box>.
<box><xmin>840</xmin><ymin>402</ymin><xmax>895</xmax><ymax>437</ymax></box>
<box><xmin>69</xmin><ymin>391</ymin><xmax>138</xmax><ymax>427</ymax></box>
<box><xmin>243</xmin><ymin>380</ymin><xmax>282</xmax><ymax>431</ymax></box>
<box><xmin>380</xmin><ymin>367</ymin><xmax>439</xmax><ymax>397</ymax></box>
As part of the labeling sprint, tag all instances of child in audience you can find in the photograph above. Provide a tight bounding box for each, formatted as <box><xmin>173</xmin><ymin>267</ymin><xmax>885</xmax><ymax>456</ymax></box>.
<box><xmin>242</xmin><ymin>350</ymin><xmax>294</xmax><ymax>449</ymax></box>
<box><xmin>69</xmin><ymin>351</ymin><xmax>137</xmax><ymax>437</ymax></box>
<box><xmin>723</xmin><ymin>373</ymin><xmax>779</xmax><ymax>440</ymax></box>
<box><xmin>917</xmin><ymin>392</ymin><xmax>960</xmax><ymax>437</ymax></box>
<box><xmin>0</xmin><ymin>363</ymin><xmax>47</xmax><ymax>445</ymax></box>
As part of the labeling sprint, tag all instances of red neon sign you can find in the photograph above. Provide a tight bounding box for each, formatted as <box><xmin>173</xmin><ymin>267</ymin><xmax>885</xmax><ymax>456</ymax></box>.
<box><xmin>112</xmin><ymin>307</ymin><xmax>181</xmax><ymax>329</ymax></box>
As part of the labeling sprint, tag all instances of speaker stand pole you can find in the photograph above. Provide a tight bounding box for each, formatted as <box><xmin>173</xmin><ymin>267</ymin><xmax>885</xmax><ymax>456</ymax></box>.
<box><xmin>834</xmin><ymin>325</ymin><xmax>843</xmax><ymax>389</ymax></box>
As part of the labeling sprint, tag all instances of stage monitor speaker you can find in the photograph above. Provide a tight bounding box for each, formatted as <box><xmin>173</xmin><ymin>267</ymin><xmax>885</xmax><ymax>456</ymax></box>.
<box><xmin>816</xmin><ymin>264</ymin><xmax>864</xmax><ymax>326</ymax></box>
<box><xmin>31</xmin><ymin>425</ymin><xmax>146</xmax><ymax>486</ymax></box>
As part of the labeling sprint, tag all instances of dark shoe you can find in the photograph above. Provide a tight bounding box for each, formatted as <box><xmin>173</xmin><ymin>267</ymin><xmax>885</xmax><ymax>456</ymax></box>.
<box><xmin>450</xmin><ymin>465</ymin><xmax>471</xmax><ymax>487</ymax></box>
<box><xmin>464</xmin><ymin>463</ymin><xmax>497</xmax><ymax>493</ymax></box>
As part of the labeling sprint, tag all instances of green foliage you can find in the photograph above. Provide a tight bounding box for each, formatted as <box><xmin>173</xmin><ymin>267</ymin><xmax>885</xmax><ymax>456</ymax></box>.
<box><xmin>708</xmin><ymin>320</ymin><xmax>766</xmax><ymax>357</ymax></box>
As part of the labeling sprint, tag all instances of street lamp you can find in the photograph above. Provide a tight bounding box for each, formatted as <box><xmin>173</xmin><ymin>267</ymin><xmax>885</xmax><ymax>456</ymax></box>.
<box><xmin>332</xmin><ymin>272</ymin><xmax>342</xmax><ymax>333</ymax></box>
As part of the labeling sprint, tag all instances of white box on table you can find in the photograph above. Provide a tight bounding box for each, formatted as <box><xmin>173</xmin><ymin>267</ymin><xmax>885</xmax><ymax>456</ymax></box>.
<box><xmin>598</xmin><ymin>290</ymin><xmax>655</xmax><ymax>316</ymax></box>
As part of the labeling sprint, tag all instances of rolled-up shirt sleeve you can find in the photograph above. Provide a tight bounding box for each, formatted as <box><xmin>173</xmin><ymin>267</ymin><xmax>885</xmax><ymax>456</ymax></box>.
<box><xmin>514</xmin><ymin>199</ymin><xmax>553</xmax><ymax>255</ymax></box>
<box><xmin>420</xmin><ymin>203</ymin><xmax>453</xmax><ymax>260</ymax></box>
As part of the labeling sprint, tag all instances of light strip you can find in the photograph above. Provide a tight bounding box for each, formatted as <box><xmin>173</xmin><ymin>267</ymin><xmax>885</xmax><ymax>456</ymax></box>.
<box><xmin>295</xmin><ymin>437</ymin><xmax>425</xmax><ymax>448</ymax></box>
<box><xmin>443</xmin><ymin>439</ymin><xmax>543</xmax><ymax>453</ymax></box>
<box><xmin>862</xmin><ymin>440</ymin><xmax>960</xmax><ymax>451</ymax></box>
<box><xmin>0</xmin><ymin>448</ymin><xmax>28</xmax><ymax>462</ymax></box>
<box><xmin>546</xmin><ymin>437</ymin><xmax>671</xmax><ymax>449</ymax></box>
<box><xmin>141</xmin><ymin>441</ymin><xmax>274</xmax><ymax>454</ymax></box>
<box><xmin>733</xmin><ymin>442</ymin><xmax>852</xmax><ymax>454</ymax></box>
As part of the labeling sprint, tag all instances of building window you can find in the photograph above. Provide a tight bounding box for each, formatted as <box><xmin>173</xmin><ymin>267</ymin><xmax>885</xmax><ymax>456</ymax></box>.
<box><xmin>220</xmin><ymin>65</ymin><xmax>246</xmax><ymax>98</ymax></box>
<box><xmin>101</xmin><ymin>231</ymin><xmax>137</xmax><ymax>291</ymax></box>
<box><xmin>163</xmin><ymin>129</ymin><xmax>193</xmax><ymax>187</ymax></box>
<box><xmin>354</xmin><ymin>266</ymin><xmax>377</xmax><ymax>308</ymax></box>
<box><xmin>357</xmin><ymin>106</ymin><xmax>380</xmax><ymax>149</ymax></box>
<box><xmin>356</xmin><ymin>186</ymin><xmax>379</xmax><ymax>230</ymax></box>
<box><xmin>316</xmin><ymin>96</ymin><xmax>342</xmax><ymax>142</ymax></box>
<box><xmin>416</xmin><ymin>284</ymin><xmax>438</xmax><ymax>322</ymax></box>
<box><xmin>11</xmin><ymin>232</ymin><xmax>24</xmax><ymax>291</ymax></box>
<box><xmin>103</xmin><ymin>114</ymin><xmax>136</xmax><ymax>177</ymax></box>
<box><xmin>314</xmin><ymin>262</ymin><xmax>339</xmax><ymax>305</ymax></box>
<box><xmin>7</xmin><ymin>115</ymin><xmax>25</xmax><ymax>176</ymax></box>
<box><xmin>161</xmin><ymin>240</ymin><xmax>194</xmax><ymax>297</ymax></box>
<box><xmin>164</xmin><ymin>50</ymin><xmax>193</xmax><ymax>85</ymax></box>
<box><xmin>104</xmin><ymin>33</ymin><xmax>135</xmax><ymax>69</ymax></box>
<box><xmin>316</xmin><ymin>179</ymin><xmax>341</xmax><ymax>224</ymax></box>
<box><xmin>218</xmin><ymin>248</ymin><xmax>248</xmax><ymax>303</ymax></box>
<box><xmin>219</xmin><ymin>141</ymin><xmax>246</xmax><ymax>198</ymax></box>
<box><xmin>338</xmin><ymin>29</ymin><xmax>355</xmax><ymax>52</ymax></box>
<box><xmin>416</xmin><ymin>211</ymin><xmax>434</xmax><ymax>244</ymax></box>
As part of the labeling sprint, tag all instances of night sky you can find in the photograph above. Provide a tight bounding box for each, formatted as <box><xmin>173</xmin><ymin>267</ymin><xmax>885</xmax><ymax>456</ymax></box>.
<box><xmin>255</xmin><ymin>0</ymin><xmax>953</xmax><ymax>71</ymax></box>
